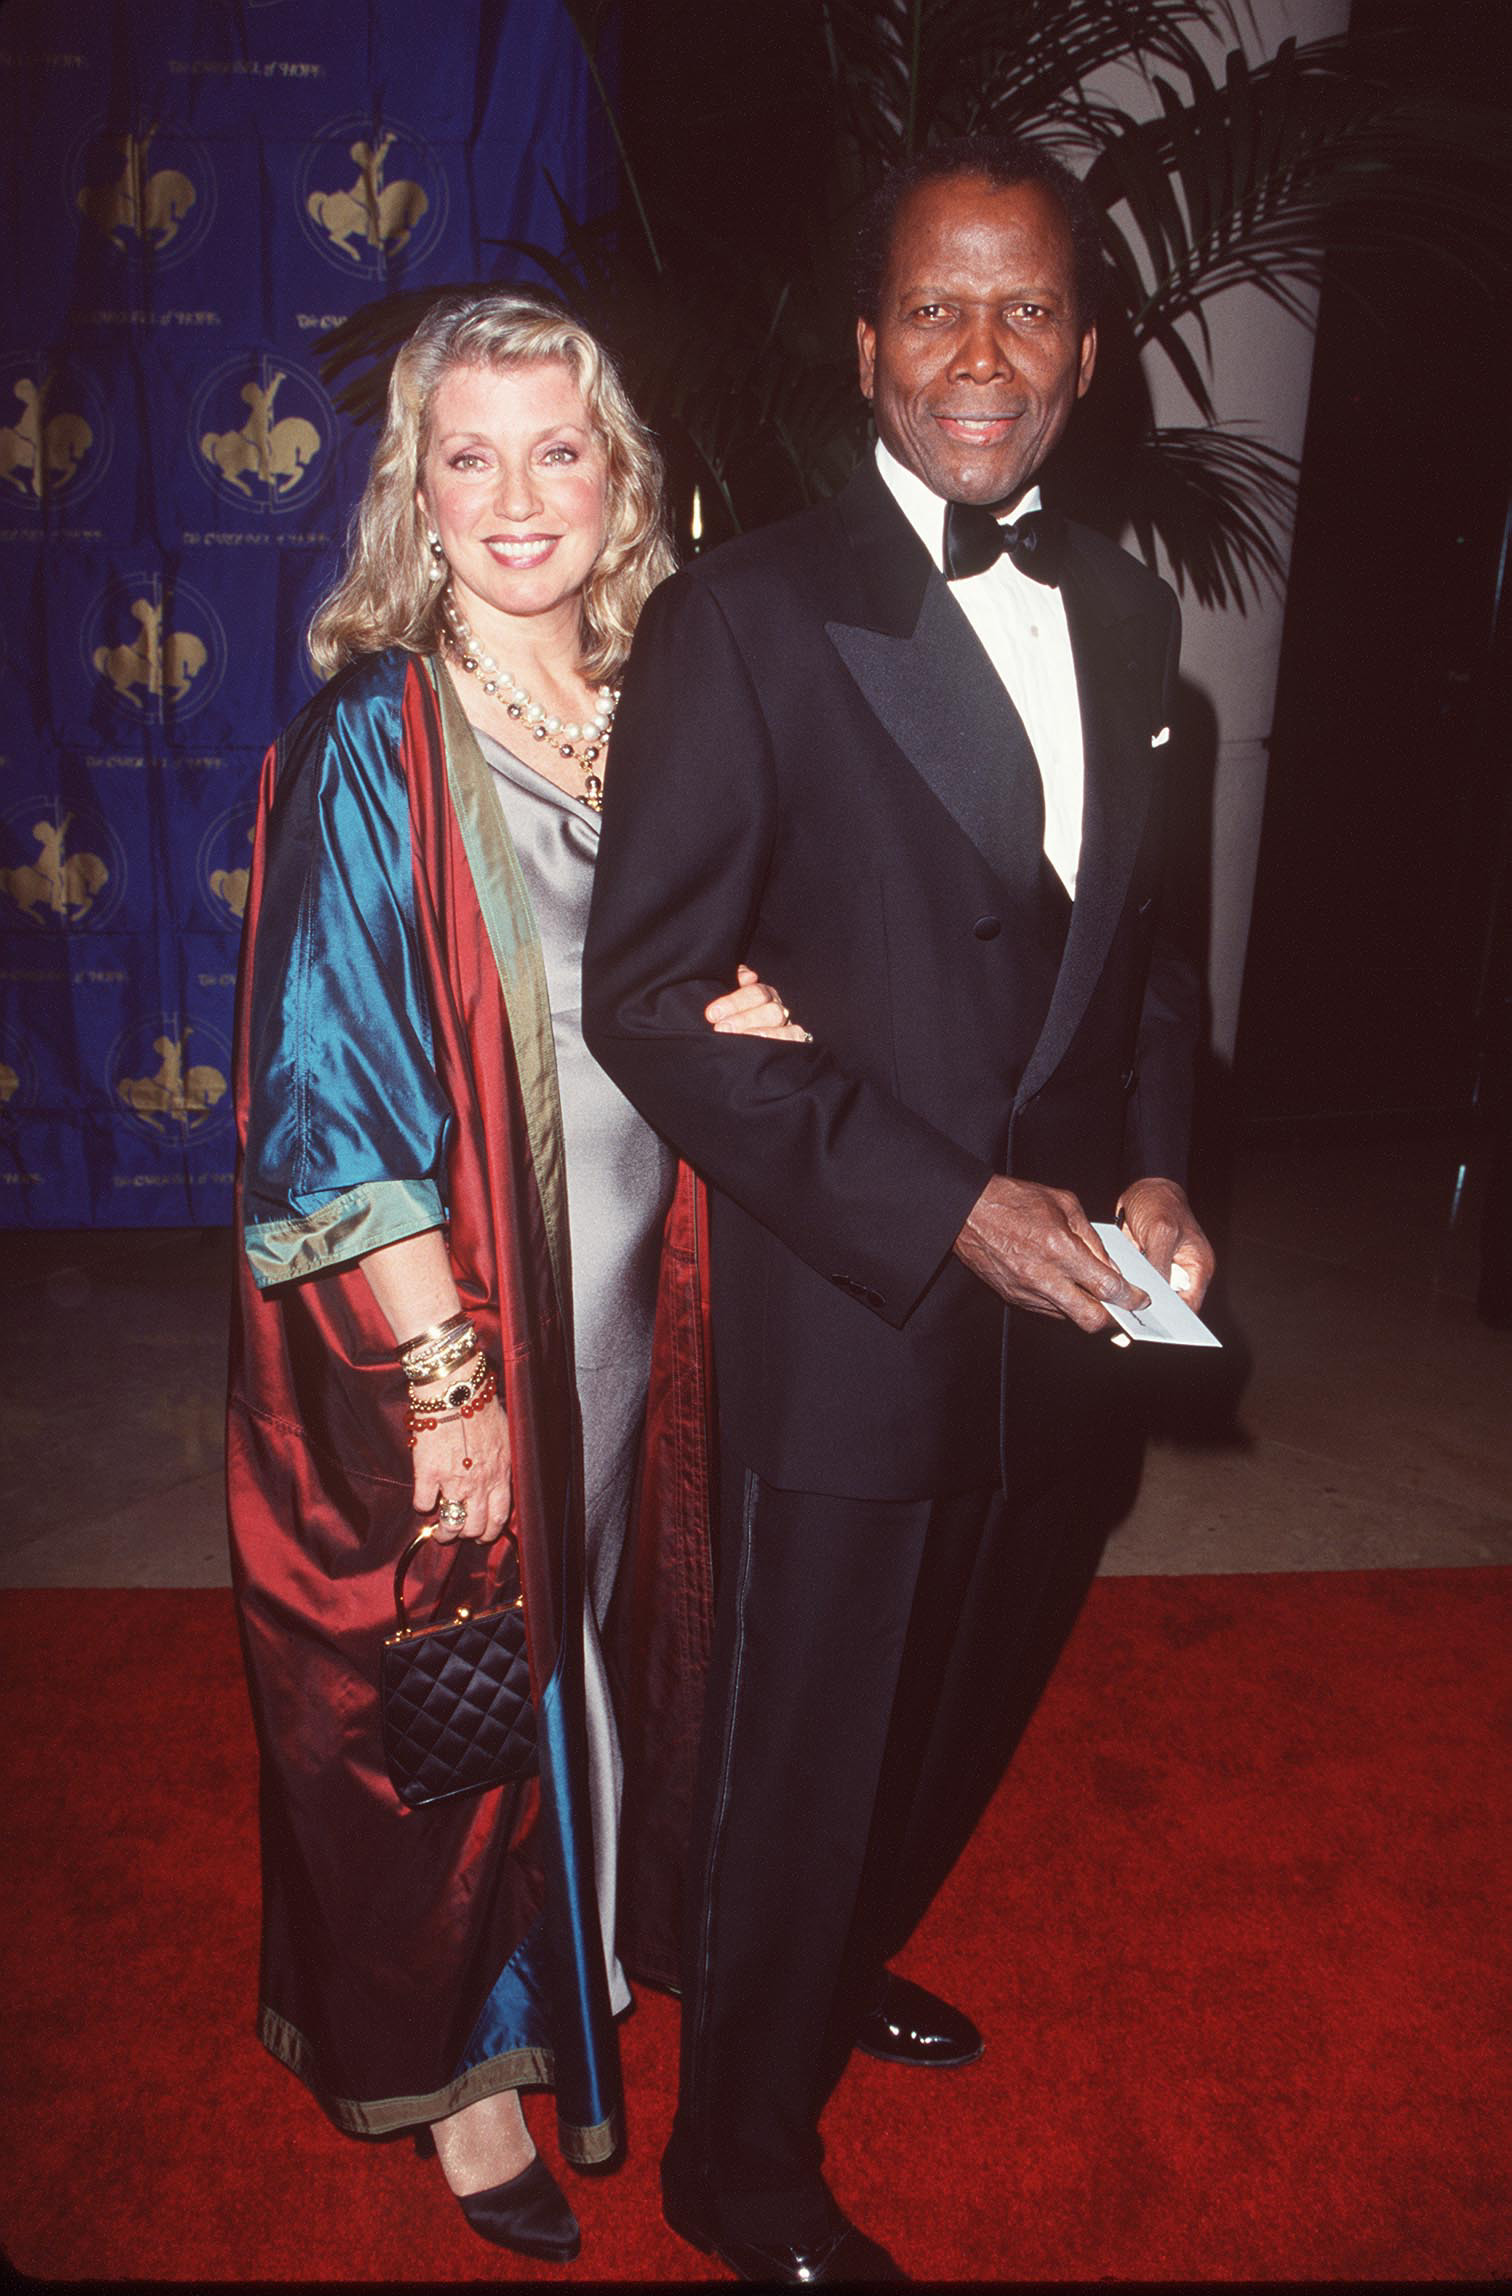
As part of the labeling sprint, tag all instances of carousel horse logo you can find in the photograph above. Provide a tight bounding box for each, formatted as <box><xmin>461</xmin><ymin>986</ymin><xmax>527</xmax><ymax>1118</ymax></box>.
<box><xmin>83</xmin><ymin>574</ymin><xmax>225</xmax><ymax>723</ymax></box>
<box><xmin>73</xmin><ymin>126</ymin><xmax>208</xmax><ymax>257</ymax></box>
<box><xmin>209</xmin><ymin>831</ymin><xmax>253</xmax><ymax>920</ymax></box>
<box><xmin>93</xmin><ymin>596</ymin><xmax>206</xmax><ymax>707</ymax></box>
<box><xmin>192</xmin><ymin>357</ymin><xmax>332</xmax><ymax>512</ymax></box>
<box><xmin>299</xmin><ymin>117</ymin><xmax>444</xmax><ymax>278</ymax></box>
<box><xmin>112</xmin><ymin>1019</ymin><xmax>233</xmax><ymax>1141</ymax></box>
<box><xmin>0</xmin><ymin>375</ymin><xmax>95</xmax><ymax>501</ymax></box>
<box><xmin>309</xmin><ymin>132</ymin><xmax>427</xmax><ymax>261</ymax></box>
<box><xmin>116</xmin><ymin>1029</ymin><xmax>228</xmax><ymax>1131</ymax></box>
<box><xmin>0</xmin><ymin>798</ymin><xmax>124</xmax><ymax>931</ymax></box>
<box><xmin>199</xmin><ymin>805</ymin><xmax>257</xmax><ymax>926</ymax></box>
<box><xmin>0</xmin><ymin>813</ymin><xmax>109</xmax><ymax>923</ymax></box>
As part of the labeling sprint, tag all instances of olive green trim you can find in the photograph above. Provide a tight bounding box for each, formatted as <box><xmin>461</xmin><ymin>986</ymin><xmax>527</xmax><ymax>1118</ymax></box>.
<box><xmin>428</xmin><ymin>655</ymin><xmax>573</xmax><ymax>1337</ymax></box>
<box><xmin>245</xmin><ymin>1176</ymin><xmax>444</xmax><ymax>1289</ymax></box>
<box><xmin>260</xmin><ymin>2005</ymin><xmax>555</xmax><ymax>2137</ymax></box>
<box><xmin>562</xmin><ymin>2104</ymin><xmax>623</xmax><ymax>2166</ymax></box>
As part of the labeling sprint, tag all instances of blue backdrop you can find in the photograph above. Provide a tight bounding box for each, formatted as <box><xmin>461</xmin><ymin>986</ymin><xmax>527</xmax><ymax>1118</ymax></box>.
<box><xmin>0</xmin><ymin>0</ymin><xmax>608</xmax><ymax>1227</ymax></box>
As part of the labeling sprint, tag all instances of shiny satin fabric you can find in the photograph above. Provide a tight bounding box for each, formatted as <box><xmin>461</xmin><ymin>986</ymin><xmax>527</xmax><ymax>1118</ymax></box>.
<box><xmin>226</xmin><ymin>647</ymin><xmax>712</xmax><ymax>2158</ymax></box>
<box><xmin>610</xmin><ymin>1160</ymin><xmax>716</xmax><ymax>1991</ymax></box>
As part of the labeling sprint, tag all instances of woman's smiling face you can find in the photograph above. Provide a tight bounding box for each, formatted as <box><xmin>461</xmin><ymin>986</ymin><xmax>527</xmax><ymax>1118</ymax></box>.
<box><xmin>419</xmin><ymin>358</ymin><xmax>609</xmax><ymax>634</ymax></box>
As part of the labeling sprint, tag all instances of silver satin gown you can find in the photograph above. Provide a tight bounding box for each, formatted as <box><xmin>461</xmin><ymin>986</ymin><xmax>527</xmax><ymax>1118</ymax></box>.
<box><xmin>480</xmin><ymin>730</ymin><xmax>676</xmax><ymax>2017</ymax></box>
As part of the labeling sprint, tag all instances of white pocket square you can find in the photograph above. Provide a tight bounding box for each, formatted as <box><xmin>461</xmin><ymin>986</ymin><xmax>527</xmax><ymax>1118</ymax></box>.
<box><xmin>1150</xmin><ymin>725</ymin><xmax>1170</xmax><ymax>748</ymax></box>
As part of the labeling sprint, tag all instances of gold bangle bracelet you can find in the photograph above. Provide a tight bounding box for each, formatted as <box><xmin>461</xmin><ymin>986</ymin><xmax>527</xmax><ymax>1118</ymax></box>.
<box><xmin>402</xmin><ymin>1326</ymin><xmax>479</xmax><ymax>1385</ymax></box>
<box><xmin>393</xmin><ymin>1308</ymin><xmax>471</xmax><ymax>1365</ymax></box>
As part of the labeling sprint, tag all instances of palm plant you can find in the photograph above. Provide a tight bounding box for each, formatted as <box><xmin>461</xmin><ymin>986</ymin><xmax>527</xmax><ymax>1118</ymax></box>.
<box><xmin>319</xmin><ymin>0</ymin><xmax>1510</xmax><ymax>608</ymax></box>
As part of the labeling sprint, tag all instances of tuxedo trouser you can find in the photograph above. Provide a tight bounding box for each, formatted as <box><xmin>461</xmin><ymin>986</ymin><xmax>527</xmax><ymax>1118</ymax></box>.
<box><xmin>669</xmin><ymin>1421</ymin><xmax>1115</xmax><ymax>2246</ymax></box>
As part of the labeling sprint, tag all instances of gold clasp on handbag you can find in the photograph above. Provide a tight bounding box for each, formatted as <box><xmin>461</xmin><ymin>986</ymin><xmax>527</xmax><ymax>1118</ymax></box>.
<box><xmin>387</xmin><ymin>1522</ymin><xmax>523</xmax><ymax>1643</ymax></box>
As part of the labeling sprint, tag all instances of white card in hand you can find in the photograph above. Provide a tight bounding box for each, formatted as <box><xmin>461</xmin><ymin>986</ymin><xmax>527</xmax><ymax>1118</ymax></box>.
<box><xmin>1091</xmin><ymin>1222</ymin><xmax>1220</xmax><ymax>1347</ymax></box>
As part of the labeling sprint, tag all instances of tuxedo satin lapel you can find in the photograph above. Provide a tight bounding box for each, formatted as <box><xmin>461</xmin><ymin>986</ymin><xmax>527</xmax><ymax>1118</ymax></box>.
<box><xmin>826</xmin><ymin>464</ymin><xmax>1047</xmax><ymax>888</ymax></box>
<box><xmin>1017</xmin><ymin>549</ymin><xmax>1155</xmax><ymax>1107</ymax></box>
<box><xmin>832</xmin><ymin>457</ymin><xmax>935</xmax><ymax>639</ymax></box>
<box><xmin>827</xmin><ymin>585</ymin><xmax>1047</xmax><ymax>888</ymax></box>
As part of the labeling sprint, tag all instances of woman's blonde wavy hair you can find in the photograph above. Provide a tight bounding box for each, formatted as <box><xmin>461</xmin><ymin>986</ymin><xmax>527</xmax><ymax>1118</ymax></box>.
<box><xmin>308</xmin><ymin>289</ymin><xmax>674</xmax><ymax>684</ymax></box>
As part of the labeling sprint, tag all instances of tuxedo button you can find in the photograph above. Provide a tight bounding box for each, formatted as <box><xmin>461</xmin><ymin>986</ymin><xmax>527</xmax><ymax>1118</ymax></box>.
<box><xmin>973</xmin><ymin>916</ymin><xmax>1001</xmax><ymax>940</ymax></box>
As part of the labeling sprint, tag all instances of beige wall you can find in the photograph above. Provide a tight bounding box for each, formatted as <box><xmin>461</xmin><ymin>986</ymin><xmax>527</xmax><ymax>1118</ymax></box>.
<box><xmin>1090</xmin><ymin>0</ymin><xmax>1353</xmax><ymax>1063</ymax></box>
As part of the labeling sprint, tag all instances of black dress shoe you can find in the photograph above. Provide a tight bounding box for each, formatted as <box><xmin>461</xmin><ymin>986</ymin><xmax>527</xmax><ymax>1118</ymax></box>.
<box><xmin>661</xmin><ymin>2144</ymin><xmax>907</xmax><ymax>2284</ymax></box>
<box><xmin>854</xmin><ymin>1970</ymin><xmax>983</xmax><ymax>2069</ymax></box>
<box><xmin>662</xmin><ymin>2176</ymin><xmax>907</xmax><ymax>2284</ymax></box>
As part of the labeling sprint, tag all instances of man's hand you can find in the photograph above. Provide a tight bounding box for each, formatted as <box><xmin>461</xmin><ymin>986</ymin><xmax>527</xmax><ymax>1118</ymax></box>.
<box><xmin>1116</xmin><ymin>1176</ymin><xmax>1215</xmax><ymax>1312</ymax></box>
<box><xmin>953</xmin><ymin>1175</ymin><xmax>1151</xmax><ymax>1332</ymax></box>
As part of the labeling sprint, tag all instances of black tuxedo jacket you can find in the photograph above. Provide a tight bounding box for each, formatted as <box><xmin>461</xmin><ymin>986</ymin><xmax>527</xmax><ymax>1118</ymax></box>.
<box><xmin>583</xmin><ymin>459</ymin><xmax>1197</xmax><ymax>1499</ymax></box>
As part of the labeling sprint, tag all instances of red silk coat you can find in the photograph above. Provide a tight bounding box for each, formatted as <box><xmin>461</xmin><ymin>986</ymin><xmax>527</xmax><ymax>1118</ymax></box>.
<box><xmin>227</xmin><ymin>648</ymin><xmax>710</xmax><ymax>2157</ymax></box>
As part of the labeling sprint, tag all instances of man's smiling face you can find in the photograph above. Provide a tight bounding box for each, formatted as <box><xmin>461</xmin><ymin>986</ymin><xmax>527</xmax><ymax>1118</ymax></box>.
<box><xmin>857</xmin><ymin>170</ymin><xmax>1097</xmax><ymax>509</ymax></box>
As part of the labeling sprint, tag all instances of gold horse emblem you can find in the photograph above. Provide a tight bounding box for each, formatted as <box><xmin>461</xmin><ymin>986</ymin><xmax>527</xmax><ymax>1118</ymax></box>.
<box><xmin>210</xmin><ymin>830</ymin><xmax>253</xmax><ymax>920</ymax></box>
<box><xmin>200</xmin><ymin>371</ymin><xmax>322</xmax><ymax>496</ymax></box>
<box><xmin>308</xmin><ymin>133</ymin><xmax>427</xmax><ymax>262</ymax></box>
<box><xmin>77</xmin><ymin>129</ymin><xmax>196</xmax><ymax>251</ymax></box>
<box><xmin>92</xmin><ymin>597</ymin><xmax>208</xmax><ymax>708</ymax></box>
<box><xmin>0</xmin><ymin>1061</ymin><xmax>20</xmax><ymax>1106</ymax></box>
<box><xmin>0</xmin><ymin>377</ymin><xmax>94</xmax><ymax>500</ymax></box>
<box><xmin>0</xmin><ymin>815</ymin><xmax>109</xmax><ymax>923</ymax></box>
<box><xmin>118</xmin><ymin>1032</ymin><xmax>227</xmax><ymax>1129</ymax></box>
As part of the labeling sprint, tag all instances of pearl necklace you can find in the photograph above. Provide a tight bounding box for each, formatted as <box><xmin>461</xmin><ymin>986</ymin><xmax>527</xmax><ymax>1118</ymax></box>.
<box><xmin>442</xmin><ymin>590</ymin><xmax>617</xmax><ymax>814</ymax></box>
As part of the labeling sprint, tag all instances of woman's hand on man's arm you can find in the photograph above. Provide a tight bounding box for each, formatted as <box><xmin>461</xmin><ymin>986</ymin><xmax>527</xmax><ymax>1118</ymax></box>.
<box><xmin>704</xmin><ymin>962</ymin><xmax>812</xmax><ymax>1042</ymax></box>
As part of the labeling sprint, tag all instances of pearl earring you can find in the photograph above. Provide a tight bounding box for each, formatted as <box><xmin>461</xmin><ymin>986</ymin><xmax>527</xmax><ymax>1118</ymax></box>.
<box><xmin>427</xmin><ymin>529</ymin><xmax>446</xmax><ymax>575</ymax></box>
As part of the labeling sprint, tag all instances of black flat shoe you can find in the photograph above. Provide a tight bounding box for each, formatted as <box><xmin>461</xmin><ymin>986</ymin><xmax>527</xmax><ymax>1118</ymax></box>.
<box><xmin>455</xmin><ymin>2152</ymin><xmax>581</xmax><ymax>2263</ymax></box>
<box><xmin>854</xmin><ymin>1970</ymin><xmax>983</xmax><ymax>2069</ymax></box>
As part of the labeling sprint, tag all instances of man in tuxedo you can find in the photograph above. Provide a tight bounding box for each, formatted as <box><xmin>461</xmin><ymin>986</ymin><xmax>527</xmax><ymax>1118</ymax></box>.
<box><xmin>584</xmin><ymin>134</ymin><xmax>1214</xmax><ymax>2283</ymax></box>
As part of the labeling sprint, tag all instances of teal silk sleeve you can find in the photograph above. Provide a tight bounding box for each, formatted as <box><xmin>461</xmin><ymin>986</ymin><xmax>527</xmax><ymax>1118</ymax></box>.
<box><xmin>241</xmin><ymin>653</ymin><xmax>452</xmax><ymax>1289</ymax></box>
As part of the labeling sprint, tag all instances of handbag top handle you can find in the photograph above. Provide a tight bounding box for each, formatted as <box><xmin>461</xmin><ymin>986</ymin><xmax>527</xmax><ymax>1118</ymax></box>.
<box><xmin>390</xmin><ymin>1523</ymin><xmax>521</xmax><ymax>1641</ymax></box>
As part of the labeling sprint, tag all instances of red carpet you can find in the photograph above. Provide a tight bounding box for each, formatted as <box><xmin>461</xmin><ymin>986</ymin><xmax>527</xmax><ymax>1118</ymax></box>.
<box><xmin>2</xmin><ymin>1570</ymin><xmax>1508</xmax><ymax>2283</ymax></box>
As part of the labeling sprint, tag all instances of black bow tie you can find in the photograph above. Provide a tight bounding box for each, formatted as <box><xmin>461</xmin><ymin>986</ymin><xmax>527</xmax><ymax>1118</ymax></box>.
<box><xmin>943</xmin><ymin>500</ymin><xmax>1062</xmax><ymax>586</ymax></box>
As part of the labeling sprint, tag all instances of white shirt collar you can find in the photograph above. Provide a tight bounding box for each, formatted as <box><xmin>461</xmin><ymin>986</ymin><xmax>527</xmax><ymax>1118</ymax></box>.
<box><xmin>874</xmin><ymin>439</ymin><xmax>1042</xmax><ymax>574</ymax></box>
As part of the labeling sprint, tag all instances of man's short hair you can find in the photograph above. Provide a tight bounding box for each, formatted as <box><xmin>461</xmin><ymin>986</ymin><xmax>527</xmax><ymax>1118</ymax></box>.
<box><xmin>853</xmin><ymin>135</ymin><xmax>1106</xmax><ymax>328</ymax></box>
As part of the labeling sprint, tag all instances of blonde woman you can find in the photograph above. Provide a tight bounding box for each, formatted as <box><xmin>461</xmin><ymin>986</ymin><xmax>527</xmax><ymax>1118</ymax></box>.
<box><xmin>227</xmin><ymin>292</ymin><xmax>802</xmax><ymax>2264</ymax></box>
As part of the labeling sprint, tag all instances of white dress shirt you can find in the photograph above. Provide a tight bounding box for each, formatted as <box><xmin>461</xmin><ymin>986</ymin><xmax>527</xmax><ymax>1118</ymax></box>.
<box><xmin>875</xmin><ymin>440</ymin><xmax>1085</xmax><ymax>895</ymax></box>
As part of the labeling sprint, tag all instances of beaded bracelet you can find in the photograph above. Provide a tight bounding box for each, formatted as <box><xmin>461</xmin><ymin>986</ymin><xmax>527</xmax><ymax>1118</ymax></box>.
<box><xmin>406</xmin><ymin>1356</ymin><xmax>498</xmax><ymax>1449</ymax></box>
<box><xmin>408</xmin><ymin>1350</ymin><xmax>489</xmax><ymax>1414</ymax></box>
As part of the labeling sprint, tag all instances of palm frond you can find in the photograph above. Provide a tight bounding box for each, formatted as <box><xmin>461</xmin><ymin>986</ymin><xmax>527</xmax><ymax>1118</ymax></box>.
<box><xmin>1088</xmin><ymin>38</ymin><xmax>1512</xmax><ymax>414</ymax></box>
<box><xmin>1118</xmin><ymin>426</ymin><xmax>1297</xmax><ymax>610</ymax></box>
<box><xmin>820</xmin><ymin>0</ymin><xmax>1229</xmax><ymax>163</ymax></box>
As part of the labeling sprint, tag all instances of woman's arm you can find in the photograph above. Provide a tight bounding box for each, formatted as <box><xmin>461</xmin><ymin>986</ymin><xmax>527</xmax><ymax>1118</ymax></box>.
<box><xmin>241</xmin><ymin>674</ymin><xmax>452</xmax><ymax>1290</ymax></box>
<box><xmin>361</xmin><ymin>1228</ymin><xmax>512</xmax><ymax>1543</ymax></box>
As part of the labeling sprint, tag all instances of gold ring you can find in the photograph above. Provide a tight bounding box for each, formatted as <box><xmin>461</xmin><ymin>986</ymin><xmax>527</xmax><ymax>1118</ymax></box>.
<box><xmin>437</xmin><ymin>1496</ymin><xmax>468</xmax><ymax>1526</ymax></box>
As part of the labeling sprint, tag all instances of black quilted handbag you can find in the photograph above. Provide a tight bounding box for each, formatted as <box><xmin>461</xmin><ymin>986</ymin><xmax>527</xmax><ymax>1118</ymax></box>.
<box><xmin>379</xmin><ymin>1524</ymin><xmax>538</xmax><ymax>1808</ymax></box>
